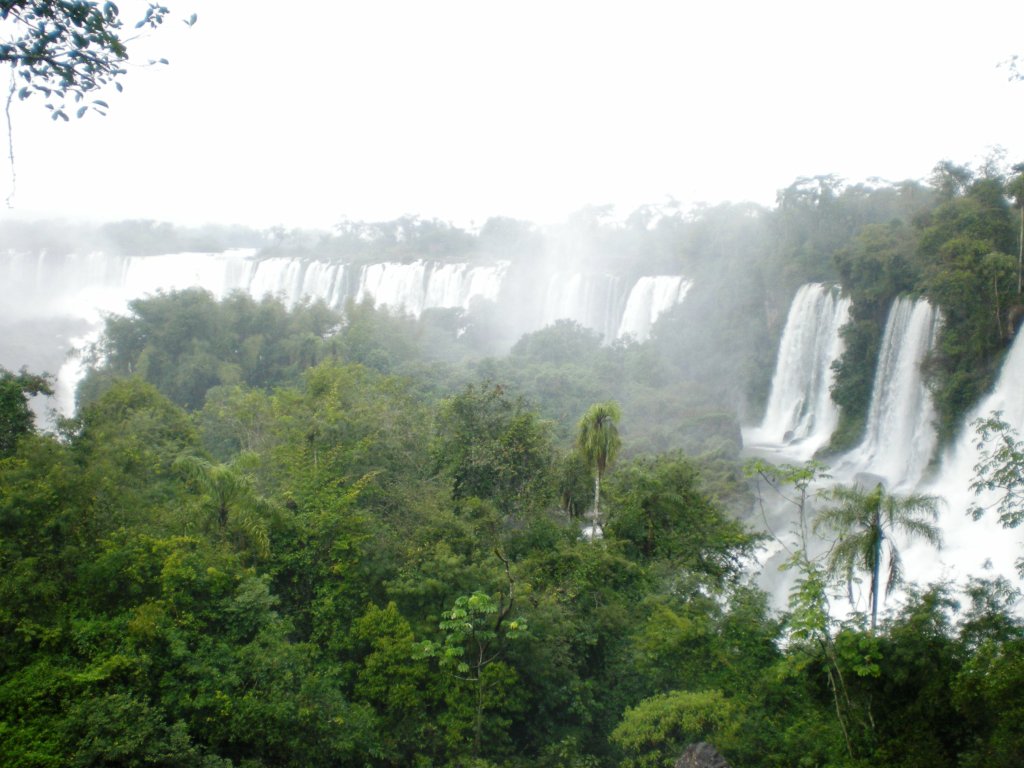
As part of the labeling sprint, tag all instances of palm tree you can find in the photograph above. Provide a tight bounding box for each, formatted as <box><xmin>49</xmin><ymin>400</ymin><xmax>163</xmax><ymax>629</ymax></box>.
<box><xmin>576</xmin><ymin>402</ymin><xmax>622</xmax><ymax>534</ymax></box>
<box><xmin>814</xmin><ymin>482</ymin><xmax>941</xmax><ymax>629</ymax></box>
<box><xmin>173</xmin><ymin>454</ymin><xmax>270</xmax><ymax>556</ymax></box>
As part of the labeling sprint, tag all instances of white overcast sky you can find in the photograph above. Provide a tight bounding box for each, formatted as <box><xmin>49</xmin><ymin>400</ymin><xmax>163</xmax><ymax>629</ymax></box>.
<box><xmin>4</xmin><ymin>0</ymin><xmax>1024</xmax><ymax>230</ymax></box>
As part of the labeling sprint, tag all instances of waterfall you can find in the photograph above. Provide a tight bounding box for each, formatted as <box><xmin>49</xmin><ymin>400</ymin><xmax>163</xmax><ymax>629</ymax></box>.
<box><xmin>121</xmin><ymin>250</ymin><xmax>259</xmax><ymax>305</ymax></box>
<box><xmin>913</xmin><ymin>331</ymin><xmax>1024</xmax><ymax>583</ymax></box>
<box><xmin>298</xmin><ymin>261</ymin><xmax>346</xmax><ymax>308</ymax></box>
<box><xmin>354</xmin><ymin>260</ymin><xmax>508</xmax><ymax>316</ymax></box>
<box><xmin>745</xmin><ymin>283</ymin><xmax>851</xmax><ymax>459</ymax></box>
<box><xmin>836</xmin><ymin>297</ymin><xmax>941</xmax><ymax>491</ymax></box>
<box><xmin>541</xmin><ymin>272</ymin><xmax>625</xmax><ymax>342</ymax></box>
<box><xmin>0</xmin><ymin>250</ymin><xmax>509</xmax><ymax>320</ymax></box>
<box><xmin>0</xmin><ymin>249</ymin><xmax>511</xmax><ymax>416</ymax></box>
<box><xmin>616</xmin><ymin>276</ymin><xmax>692</xmax><ymax>341</ymax></box>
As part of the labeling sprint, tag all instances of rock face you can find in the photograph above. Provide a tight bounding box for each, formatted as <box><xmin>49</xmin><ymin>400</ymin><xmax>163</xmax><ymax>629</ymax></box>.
<box><xmin>674</xmin><ymin>742</ymin><xmax>730</xmax><ymax>768</ymax></box>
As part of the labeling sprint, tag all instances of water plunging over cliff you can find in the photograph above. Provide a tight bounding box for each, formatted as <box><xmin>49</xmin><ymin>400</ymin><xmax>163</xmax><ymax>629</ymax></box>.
<box><xmin>744</xmin><ymin>283</ymin><xmax>851</xmax><ymax>459</ymax></box>
<box><xmin>915</xmin><ymin>330</ymin><xmax>1024</xmax><ymax>583</ymax></box>
<box><xmin>835</xmin><ymin>297</ymin><xmax>941</xmax><ymax>491</ymax></box>
<box><xmin>541</xmin><ymin>273</ymin><xmax>625</xmax><ymax>343</ymax></box>
<box><xmin>539</xmin><ymin>273</ymin><xmax>692</xmax><ymax>343</ymax></box>
<box><xmin>0</xmin><ymin>249</ymin><xmax>510</xmax><ymax>415</ymax></box>
<box><xmin>616</xmin><ymin>276</ymin><xmax>692</xmax><ymax>342</ymax></box>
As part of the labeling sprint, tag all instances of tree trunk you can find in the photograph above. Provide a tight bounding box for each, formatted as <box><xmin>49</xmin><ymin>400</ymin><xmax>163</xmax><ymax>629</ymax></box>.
<box><xmin>593</xmin><ymin>472</ymin><xmax>602</xmax><ymax>534</ymax></box>
<box><xmin>870</xmin><ymin>530</ymin><xmax>882</xmax><ymax>631</ymax></box>
<box><xmin>474</xmin><ymin>674</ymin><xmax>484</xmax><ymax>758</ymax></box>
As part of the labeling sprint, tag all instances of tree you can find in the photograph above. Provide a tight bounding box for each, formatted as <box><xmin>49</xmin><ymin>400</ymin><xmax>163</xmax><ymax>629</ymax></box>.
<box><xmin>173</xmin><ymin>454</ymin><xmax>271</xmax><ymax>557</ymax></box>
<box><xmin>610</xmin><ymin>689</ymin><xmax>735</xmax><ymax>768</ymax></box>
<box><xmin>970</xmin><ymin>412</ymin><xmax>1024</xmax><ymax>577</ymax></box>
<box><xmin>1006</xmin><ymin>164</ymin><xmax>1024</xmax><ymax>295</ymax></box>
<box><xmin>0</xmin><ymin>1</ymin><xmax>178</xmax><ymax>120</ymax></box>
<box><xmin>606</xmin><ymin>453</ymin><xmax>758</xmax><ymax>581</ymax></box>
<box><xmin>418</xmin><ymin>553</ymin><xmax>527</xmax><ymax>759</ymax></box>
<box><xmin>815</xmin><ymin>482</ymin><xmax>942</xmax><ymax>629</ymax></box>
<box><xmin>0</xmin><ymin>366</ymin><xmax>52</xmax><ymax>456</ymax></box>
<box><xmin>433</xmin><ymin>382</ymin><xmax>555</xmax><ymax>518</ymax></box>
<box><xmin>576</xmin><ymin>401</ymin><xmax>621</xmax><ymax>534</ymax></box>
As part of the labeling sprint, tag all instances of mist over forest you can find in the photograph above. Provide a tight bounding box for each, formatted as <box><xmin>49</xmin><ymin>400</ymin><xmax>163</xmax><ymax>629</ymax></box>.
<box><xmin>4</xmin><ymin>159</ymin><xmax>1024</xmax><ymax>768</ymax></box>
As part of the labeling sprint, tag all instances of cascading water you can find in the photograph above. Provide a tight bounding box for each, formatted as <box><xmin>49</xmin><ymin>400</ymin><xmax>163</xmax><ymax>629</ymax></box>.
<box><xmin>355</xmin><ymin>261</ymin><xmax>430</xmax><ymax>315</ymax></box>
<box><xmin>353</xmin><ymin>260</ymin><xmax>508</xmax><ymax>316</ymax></box>
<box><xmin>835</xmin><ymin>296</ymin><xmax>941</xmax><ymax>491</ymax></box>
<box><xmin>541</xmin><ymin>272</ymin><xmax>625</xmax><ymax>342</ymax></box>
<box><xmin>914</xmin><ymin>331</ymin><xmax>1024</xmax><ymax>584</ymax></box>
<box><xmin>616</xmin><ymin>276</ymin><xmax>692</xmax><ymax>341</ymax></box>
<box><xmin>744</xmin><ymin>283</ymin><xmax>851</xmax><ymax>459</ymax></box>
<box><xmin>1</xmin><ymin>249</ymin><xmax>511</xmax><ymax>416</ymax></box>
<box><xmin>539</xmin><ymin>272</ymin><xmax>692</xmax><ymax>343</ymax></box>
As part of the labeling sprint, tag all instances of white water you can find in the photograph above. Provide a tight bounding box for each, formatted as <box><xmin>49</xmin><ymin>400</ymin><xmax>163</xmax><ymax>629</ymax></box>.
<box><xmin>0</xmin><ymin>249</ymin><xmax>510</xmax><ymax>415</ymax></box>
<box><xmin>355</xmin><ymin>260</ymin><xmax>507</xmax><ymax>315</ymax></box>
<box><xmin>616</xmin><ymin>276</ymin><xmax>692</xmax><ymax>341</ymax></box>
<box><xmin>744</xmin><ymin>283</ymin><xmax>851</xmax><ymax>460</ymax></box>
<box><xmin>749</xmin><ymin>286</ymin><xmax>1024</xmax><ymax>614</ymax></box>
<box><xmin>835</xmin><ymin>297</ymin><xmax>941</xmax><ymax>491</ymax></box>
<box><xmin>541</xmin><ymin>272</ymin><xmax>625</xmax><ymax>343</ymax></box>
<box><xmin>915</xmin><ymin>331</ymin><xmax>1024</xmax><ymax>585</ymax></box>
<box><xmin>539</xmin><ymin>272</ymin><xmax>692</xmax><ymax>343</ymax></box>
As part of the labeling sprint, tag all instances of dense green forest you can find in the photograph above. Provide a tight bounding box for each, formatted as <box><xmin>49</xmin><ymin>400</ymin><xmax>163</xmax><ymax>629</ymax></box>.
<box><xmin>3</xmin><ymin>158</ymin><xmax>1024</xmax><ymax>767</ymax></box>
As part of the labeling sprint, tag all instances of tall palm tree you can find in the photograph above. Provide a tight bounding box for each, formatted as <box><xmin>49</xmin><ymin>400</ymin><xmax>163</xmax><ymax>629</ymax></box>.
<box><xmin>576</xmin><ymin>402</ymin><xmax>622</xmax><ymax>534</ymax></box>
<box><xmin>814</xmin><ymin>482</ymin><xmax>941</xmax><ymax>629</ymax></box>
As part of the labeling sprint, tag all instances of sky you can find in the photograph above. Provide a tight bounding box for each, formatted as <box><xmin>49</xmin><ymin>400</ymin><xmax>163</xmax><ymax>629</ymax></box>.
<box><xmin>3</xmin><ymin>0</ymin><xmax>1024</xmax><ymax>231</ymax></box>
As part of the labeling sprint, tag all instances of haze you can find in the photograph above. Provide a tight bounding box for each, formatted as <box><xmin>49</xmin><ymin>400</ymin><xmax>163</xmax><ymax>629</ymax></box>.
<box><xmin>4</xmin><ymin>0</ymin><xmax>1024</xmax><ymax>229</ymax></box>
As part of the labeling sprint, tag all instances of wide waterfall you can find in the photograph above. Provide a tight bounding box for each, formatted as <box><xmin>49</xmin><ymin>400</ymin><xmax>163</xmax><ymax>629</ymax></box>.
<box><xmin>744</xmin><ymin>283</ymin><xmax>851</xmax><ymax>459</ymax></box>
<box><xmin>0</xmin><ymin>250</ymin><xmax>508</xmax><ymax>321</ymax></box>
<box><xmin>0</xmin><ymin>249</ymin><xmax>510</xmax><ymax>416</ymax></box>
<box><xmin>835</xmin><ymin>296</ymin><xmax>941</xmax><ymax>491</ymax></box>
<box><xmin>2</xmin><ymin>248</ymin><xmax>698</xmax><ymax>418</ymax></box>
<box><xmin>616</xmin><ymin>276</ymin><xmax>692</xmax><ymax>341</ymax></box>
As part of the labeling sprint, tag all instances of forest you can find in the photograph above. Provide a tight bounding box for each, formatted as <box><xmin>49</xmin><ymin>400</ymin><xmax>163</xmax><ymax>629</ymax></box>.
<box><xmin>3</xmin><ymin>158</ymin><xmax>1024</xmax><ymax>768</ymax></box>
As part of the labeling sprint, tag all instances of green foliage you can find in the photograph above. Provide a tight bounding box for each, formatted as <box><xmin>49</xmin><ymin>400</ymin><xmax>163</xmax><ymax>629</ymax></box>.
<box><xmin>433</xmin><ymin>382</ymin><xmax>556</xmax><ymax>518</ymax></box>
<box><xmin>606</xmin><ymin>453</ymin><xmax>759</xmax><ymax>581</ymax></box>
<box><xmin>0</xmin><ymin>366</ymin><xmax>52</xmax><ymax>456</ymax></box>
<box><xmin>831</xmin><ymin>221</ymin><xmax>921</xmax><ymax>447</ymax></box>
<box><xmin>970</xmin><ymin>412</ymin><xmax>1024</xmax><ymax>530</ymax></box>
<box><xmin>0</xmin><ymin>1</ymin><xmax>172</xmax><ymax>120</ymax></box>
<box><xmin>419</xmin><ymin>575</ymin><xmax>528</xmax><ymax>760</ymax></box>
<box><xmin>83</xmin><ymin>289</ymin><xmax>341</xmax><ymax>410</ymax></box>
<box><xmin>7</xmin><ymin>187</ymin><xmax>1024</xmax><ymax>767</ymax></box>
<box><xmin>815</xmin><ymin>483</ymin><xmax>941</xmax><ymax>629</ymax></box>
<box><xmin>611</xmin><ymin>689</ymin><xmax>735</xmax><ymax>768</ymax></box>
<box><xmin>172</xmin><ymin>455</ymin><xmax>272</xmax><ymax>557</ymax></box>
<box><xmin>577</xmin><ymin>401</ymin><xmax>622</xmax><ymax>530</ymax></box>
